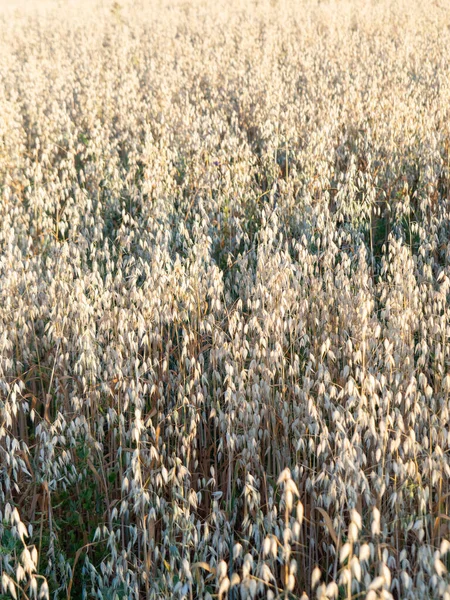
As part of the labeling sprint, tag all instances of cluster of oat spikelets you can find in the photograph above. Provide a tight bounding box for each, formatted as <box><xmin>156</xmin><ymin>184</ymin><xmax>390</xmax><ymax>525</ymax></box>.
<box><xmin>1</xmin><ymin>0</ymin><xmax>450</xmax><ymax>598</ymax></box>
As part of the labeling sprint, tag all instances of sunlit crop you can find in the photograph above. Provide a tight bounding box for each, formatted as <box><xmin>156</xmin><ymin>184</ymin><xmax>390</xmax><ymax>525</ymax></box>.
<box><xmin>1</xmin><ymin>0</ymin><xmax>450</xmax><ymax>598</ymax></box>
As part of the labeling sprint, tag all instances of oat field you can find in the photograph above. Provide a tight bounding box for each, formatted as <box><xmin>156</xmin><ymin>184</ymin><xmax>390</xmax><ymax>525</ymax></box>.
<box><xmin>1</xmin><ymin>0</ymin><xmax>450</xmax><ymax>598</ymax></box>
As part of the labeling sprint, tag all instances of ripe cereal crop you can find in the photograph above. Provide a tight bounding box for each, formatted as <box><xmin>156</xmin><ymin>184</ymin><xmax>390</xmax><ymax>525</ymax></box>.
<box><xmin>1</xmin><ymin>0</ymin><xmax>450</xmax><ymax>598</ymax></box>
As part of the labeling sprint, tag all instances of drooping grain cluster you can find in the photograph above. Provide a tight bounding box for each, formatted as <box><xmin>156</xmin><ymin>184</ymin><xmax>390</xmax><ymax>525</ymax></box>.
<box><xmin>1</xmin><ymin>0</ymin><xmax>450</xmax><ymax>598</ymax></box>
